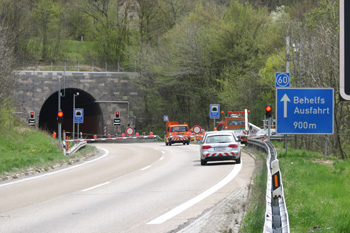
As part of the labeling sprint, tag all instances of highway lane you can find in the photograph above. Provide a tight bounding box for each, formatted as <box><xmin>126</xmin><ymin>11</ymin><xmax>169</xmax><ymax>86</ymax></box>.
<box><xmin>0</xmin><ymin>142</ymin><xmax>255</xmax><ymax>233</ymax></box>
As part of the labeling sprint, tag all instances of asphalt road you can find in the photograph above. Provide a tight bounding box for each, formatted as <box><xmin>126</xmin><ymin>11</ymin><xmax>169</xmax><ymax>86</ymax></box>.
<box><xmin>0</xmin><ymin>142</ymin><xmax>255</xmax><ymax>233</ymax></box>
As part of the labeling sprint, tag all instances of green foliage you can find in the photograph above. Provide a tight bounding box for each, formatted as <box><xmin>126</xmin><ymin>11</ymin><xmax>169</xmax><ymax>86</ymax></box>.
<box><xmin>31</xmin><ymin>0</ymin><xmax>63</xmax><ymax>60</ymax></box>
<box><xmin>306</xmin><ymin>0</ymin><xmax>339</xmax><ymax>31</ymax></box>
<box><xmin>208</xmin><ymin>0</ymin><xmax>283</xmax><ymax>125</ymax></box>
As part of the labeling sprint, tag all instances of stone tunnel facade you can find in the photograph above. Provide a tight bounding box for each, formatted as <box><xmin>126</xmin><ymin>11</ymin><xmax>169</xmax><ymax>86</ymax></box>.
<box><xmin>12</xmin><ymin>71</ymin><xmax>144</xmax><ymax>137</ymax></box>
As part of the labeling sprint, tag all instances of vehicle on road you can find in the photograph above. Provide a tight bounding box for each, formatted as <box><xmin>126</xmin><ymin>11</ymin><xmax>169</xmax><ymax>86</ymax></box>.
<box><xmin>199</xmin><ymin>131</ymin><xmax>241</xmax><ymax>165</ymax></box>
<box><xmin>165</xmin><ymin>121</ymin><xmax>191</xmax><ymax>146</ymax></box>
<box><xmin>215</xmin><ymin>110</ymin><xmax>250</xmax><ymax>145</ymax></box>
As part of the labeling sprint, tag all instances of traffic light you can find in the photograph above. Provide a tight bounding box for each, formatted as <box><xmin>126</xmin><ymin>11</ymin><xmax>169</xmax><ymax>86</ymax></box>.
<box><xmin>29</xmin><ymin>111</ymin><xmax>35</xmax><ymax>119</ymax></box>
<box><xmin>115</xmin><ymin>111</ymin><xmax>120</xmax><ymax>118</ymax></box>
<box><xmin>57</xmin><ymin>111</ymin><xmax>64</xmax><ymax>123</ymax></box>
<box><xmin>265</xmin><ymin>105</ymin><xmax>272</xmax><ymax>118</ymax></box>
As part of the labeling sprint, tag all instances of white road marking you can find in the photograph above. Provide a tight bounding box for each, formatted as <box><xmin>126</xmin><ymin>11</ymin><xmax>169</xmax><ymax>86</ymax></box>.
<box><xmin>81</xmin><ymin>182</ymin><xmax>110</xmax><ymax>192</ymax></box>
<box><xmin>0</xmin><ymin>147</ymin><xmax>109</xmax><ymax>188</ymax></box>
<box><xmin>147</xmin><ymin>161</ymin><xmax>243</xmax><ymax>224</ymax></box>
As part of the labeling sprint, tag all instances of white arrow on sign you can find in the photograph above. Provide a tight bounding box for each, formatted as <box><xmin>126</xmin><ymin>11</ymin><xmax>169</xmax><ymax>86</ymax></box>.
<box><xmin>280</xmin><ymin>94</ymin><xmax>291</xmax><ymax>118</ymax></box>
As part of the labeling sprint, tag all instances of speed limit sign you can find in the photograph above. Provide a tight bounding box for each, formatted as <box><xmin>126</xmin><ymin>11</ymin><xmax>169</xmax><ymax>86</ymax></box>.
<box><xmin>193</xmin><ymin>125</ymin><xmax>202</xmax><ymax>134</ymax></box>
<box><xmin>126</xmin><ymin>127</ymin><xmax>135</xmax><ymax>136</ymax></box>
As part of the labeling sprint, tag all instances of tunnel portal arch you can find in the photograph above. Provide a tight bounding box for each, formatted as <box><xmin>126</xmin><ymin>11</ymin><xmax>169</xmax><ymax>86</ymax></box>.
<box><xmin>39</xmin><ymin>88</ymin><xmax>103</xmax><ymax>138</ymax></box>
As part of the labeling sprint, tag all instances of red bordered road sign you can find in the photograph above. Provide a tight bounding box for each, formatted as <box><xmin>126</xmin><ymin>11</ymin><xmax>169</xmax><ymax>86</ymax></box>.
<box><xmin>193</xmin><ymin>125</ymin><xmax>202</xmax><ymax>134</ymax></box>
<box><xmin>126</xmin><ymin>127</ymin><xmax>135</xmax><ymax>136</ymax></box>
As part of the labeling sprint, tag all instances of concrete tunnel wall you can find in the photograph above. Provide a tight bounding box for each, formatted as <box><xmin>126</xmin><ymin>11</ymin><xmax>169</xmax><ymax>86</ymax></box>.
<box><xmin>12</xmin><ymin>71</ymin><xmax>144</xmax><ymax>137</ymax></box>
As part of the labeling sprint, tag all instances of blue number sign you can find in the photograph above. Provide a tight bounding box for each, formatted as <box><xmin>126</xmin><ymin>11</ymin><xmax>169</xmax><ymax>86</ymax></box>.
<box><xmin>275</xmin><ymin>72</ymin><xmax>290</xmax><ymax>87</ymax></box>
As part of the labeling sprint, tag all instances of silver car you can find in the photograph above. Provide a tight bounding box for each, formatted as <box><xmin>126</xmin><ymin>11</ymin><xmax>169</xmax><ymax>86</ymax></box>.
<box><xmin>200</xmin><ymin>131</ymin><xmax>241</xmax><ymax>165</ymax></box>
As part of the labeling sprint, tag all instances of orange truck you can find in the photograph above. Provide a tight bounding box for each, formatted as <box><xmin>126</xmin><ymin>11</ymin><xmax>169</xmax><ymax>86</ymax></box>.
<box><xmin>165</xmin><ymin>121</ymin><xmax>191</xmax><ymax>146</ymax></box>
<box><xmin>216</xmin><ymin>110</ymin><xmax>250</xmax><ymax>145</ymax></box>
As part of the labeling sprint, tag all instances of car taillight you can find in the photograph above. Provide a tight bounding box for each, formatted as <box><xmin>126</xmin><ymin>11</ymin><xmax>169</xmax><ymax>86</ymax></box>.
<box><xmin>202</xmin><ymin>145</ymin><xmax>212</xmax><ymax>149</ymax></box>
<box><xmin>174</xmin><ymin>132</ymin><xmax>177</xmax><ymax>136</ymax></box>
<box><xmin>229</xmin><ymin>144</ymin><xmax>238</xmax><ymax>148</ymax></box>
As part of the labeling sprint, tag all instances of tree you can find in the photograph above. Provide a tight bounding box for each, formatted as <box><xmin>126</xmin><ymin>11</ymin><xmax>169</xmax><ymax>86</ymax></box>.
<box><xmin>31</xmin><ymin>0</ymin><xmax>62</xmax><ymax>60</ymax></box>
<box><xmin>0</xmin><ymin>0</ymin><xmax>33</xmax><ymax>57</ymax></box>
<box><xmin>0</xmin><ymin>25</ymin><xmax>16</xmax><ymax>129</ymax></box>
<box><xmin>209</xmin><ymin>0</ymin><xmax>282</xmax><ymax>124</ymax></box>
<box><xmin>130</xmin><ymin>1</ymin><xmax>223</xmax><ymax>130</ymax></box>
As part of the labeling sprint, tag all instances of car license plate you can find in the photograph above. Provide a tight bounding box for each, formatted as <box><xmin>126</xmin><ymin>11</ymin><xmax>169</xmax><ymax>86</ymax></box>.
<box><xmin>214</xmin><ymin>147</ymin><xmax>225</xmax><ymax>152</ymax></box>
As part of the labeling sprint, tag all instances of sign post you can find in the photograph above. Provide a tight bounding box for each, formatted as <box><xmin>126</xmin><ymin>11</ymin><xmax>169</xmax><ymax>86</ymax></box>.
<box><xmin>210</xmin><ymin>104</ymin><xmax>220</xmax><ymax>128</ymax></box>
<box><xmin>74</xmin><ymin>108</ymin><xmax>84</xmax><ymax>139</ymax></box>
<box><xmin>276</xmin><ymin>88</ymin><xmax>334</xmax><ymax>134</ymax></box>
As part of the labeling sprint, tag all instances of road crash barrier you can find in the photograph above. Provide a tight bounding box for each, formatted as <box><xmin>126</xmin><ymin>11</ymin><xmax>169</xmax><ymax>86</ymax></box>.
<box><xmin>66</xmin><ymin>135</ymin><xmax>161</xmax><ymax>143</ymax></box>
<box><xmin>65</xmin><ymin>141</ymin><xmax>87</xmax><ymax>156</ymax></box>
<box><xmin>248</xmin><ymin>138</ymin><xmax>290</xmax><ymax>233</ymax></box>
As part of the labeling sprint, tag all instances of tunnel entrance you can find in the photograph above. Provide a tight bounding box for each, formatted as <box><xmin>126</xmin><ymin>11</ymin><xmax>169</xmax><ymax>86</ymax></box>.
<box><xmin>39</xmin><ymin>88</ymin><xmax>103</xmax><ymax>138</ymax></box>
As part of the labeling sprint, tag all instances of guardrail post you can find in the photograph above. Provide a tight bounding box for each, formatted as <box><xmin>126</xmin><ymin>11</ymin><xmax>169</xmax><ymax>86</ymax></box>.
<box><xmin>62</xmin><ymin>131</ymin><xmax>67</xmax><ymax>156</ymax></box>
<box><xmin>271</xmin><ymin>160</ymin><xmax>282</xmax><ymax>198</ymax></box>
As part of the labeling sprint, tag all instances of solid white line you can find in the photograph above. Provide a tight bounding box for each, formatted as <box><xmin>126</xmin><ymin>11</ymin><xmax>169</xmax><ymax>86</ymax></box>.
<box><xmin>82</xmin><ymin>182</ymin><xmax>110</xmax><ymax>192</ymax></box>
<box><xmin>147</xmin><ymin>162</ymin><xmax>243</xmax><ymax>225</ymax></box>
<box><xmin>0</xmin><ymin>147</ymin><xmax>110</xmax><ymax>188</ymax></box>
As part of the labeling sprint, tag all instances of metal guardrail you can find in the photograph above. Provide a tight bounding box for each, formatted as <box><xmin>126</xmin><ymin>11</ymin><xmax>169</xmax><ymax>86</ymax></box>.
<box><xmin>65</xmin><ymin>141</ymin><xmax>87</xmax><ymax>156</ymax></box>
<box><xmin>248</xmin><ymin>138</ymin><xmax>290</xmax><ymax>233</ymax></box>
<box><xmin>66</xmin><ymin>135</ymin><xmax>161</xmax><ymax>143</ymax></box>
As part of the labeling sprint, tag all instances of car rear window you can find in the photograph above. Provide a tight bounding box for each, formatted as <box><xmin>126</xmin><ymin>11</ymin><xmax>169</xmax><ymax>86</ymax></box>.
<box><xmin>205</xmin><ymin>135</ymin><xmax>234</xmax><ymax>144</ymax></box>
<box><xmin>227</xmin><ymin>120</ymin><xmax>245</xmax><ymax>126</ymax></box>
<box><xmin>171</xmin><ymin>126</ymin><xmax>188</xmax><ymax>132</ymax></box>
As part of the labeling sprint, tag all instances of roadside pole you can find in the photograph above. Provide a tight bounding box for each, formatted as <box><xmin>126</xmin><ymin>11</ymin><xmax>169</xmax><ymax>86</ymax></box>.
<box><xmin>58</xmin><ymin>77</ymin><xmax>62</xmax><ymax>151</ymax></box>
<box><xmin>284</xmin><ymin>35</ymin><xmax>290</xmax><ymax>155</ymax></box>
<box><xmin>267</xmin><ymin>116</ymin><xmax>271</xmax><ymax>142</ymax></box>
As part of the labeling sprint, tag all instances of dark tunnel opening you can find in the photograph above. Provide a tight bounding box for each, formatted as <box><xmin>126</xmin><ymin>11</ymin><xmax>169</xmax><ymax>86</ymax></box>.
<box><xmin>39</xmin><ymin>88</ymin><xmax>103</xmax><ymax>138</ymax></box>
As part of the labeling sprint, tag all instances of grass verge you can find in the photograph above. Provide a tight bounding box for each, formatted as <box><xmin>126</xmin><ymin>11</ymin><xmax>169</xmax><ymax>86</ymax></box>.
<box><xmin>278</xmin><ymin>147</ymin><xmax>350</xmax><ymax>232</ymax></box>
<box><xmin>0</xmin><ymin>124</ymin><xmax>95</xmax><ymax>178</ymax></box>
<box><xmin>239</xmin><ymin>151</ymin><xmax>267</xmax><ymax>232</ymax></box>
<box><xmin>240</xmin><ymin>143</ymin><xmax>350</xmax><ymax>232</ymax></box>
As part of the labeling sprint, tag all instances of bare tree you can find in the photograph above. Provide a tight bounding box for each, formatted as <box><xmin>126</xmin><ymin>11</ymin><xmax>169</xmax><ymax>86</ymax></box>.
<box><xmin>283</xmin><ymin>1</ymin><xmax>350</xmax><ymax>158</ymax></box>
<box><xmin>0</xmin><ymin>23</ymin><xmax>16</xmax><ymax>126</ymax></box>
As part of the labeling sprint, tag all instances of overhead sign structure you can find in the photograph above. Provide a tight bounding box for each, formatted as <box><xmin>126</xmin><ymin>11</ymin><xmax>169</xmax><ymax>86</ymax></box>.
<box><xmin>74</xmin><ymin>109</ymin><xmax>84</xmax><ymax>123</ymax></box>
<box><xmin>340</xmin><ymin>0</ymin><xmax>350</xmax><ymax>100</ymax></box>
<box><xmin>276</xmin><ymin>88</ymin><xmax>334</xmax><ymax>134</ymax></box>
<box><xmin>210</xmin><ymin>104</ymin><xmax>220</xmax><ymax>119</ymax></box>
<box><xmin>275</xmin><ymin>72</ymin><xmax>290</xmax><ymax>87</ymax></box>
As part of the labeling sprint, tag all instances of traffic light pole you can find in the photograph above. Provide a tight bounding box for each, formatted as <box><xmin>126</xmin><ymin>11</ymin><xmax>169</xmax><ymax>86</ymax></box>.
<box><xmin>267</xmin><ymin>117</ymin><xmax>271</xmax><ymax>142</ymax></box>
<box><xmin>58</xmin><ymin>77</ymin><xmax>62</xmax><ymax>151</ymax></box>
